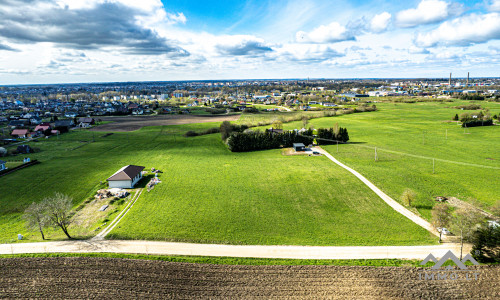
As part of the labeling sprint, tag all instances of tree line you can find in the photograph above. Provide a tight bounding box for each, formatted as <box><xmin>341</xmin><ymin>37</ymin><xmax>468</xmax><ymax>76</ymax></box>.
<box><xmin>220</xmin><ymin>121</ymin><xmax>349</xmax><ymax>152</ymax></box>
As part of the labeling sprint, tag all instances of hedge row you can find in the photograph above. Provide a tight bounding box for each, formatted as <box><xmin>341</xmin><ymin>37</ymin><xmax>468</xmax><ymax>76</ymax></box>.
<box><xmin>226</xmin><ymin>130</ymin><xmax>314</xmax><ymax>152</ymax></box>
<box><xmin>316</xmin><ymin>127</ymin><xmax>349</xmax><ymax>144</ymax></box>
<box><xmin>462</xmin><ymin>119</ymin><xmax>494</xmax><ymax>128</ymax></box>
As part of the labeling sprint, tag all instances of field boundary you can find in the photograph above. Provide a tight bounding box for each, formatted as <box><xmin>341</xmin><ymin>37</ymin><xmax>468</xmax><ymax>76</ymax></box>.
<box><xmin>0</xmin><ymin>160</ymin><xmax>40</xmax><ymax>178</ymax></box>
<box><xmin>316</xmin><ymin>147</ymin><xmax>440</xmax><ymax>238</ymax></box>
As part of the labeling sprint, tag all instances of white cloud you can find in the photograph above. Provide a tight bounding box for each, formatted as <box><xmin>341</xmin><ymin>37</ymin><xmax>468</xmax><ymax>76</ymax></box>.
<box><xmin>272</xmin><ymin>44</ymin><xmax>344</xmax><ymax>63</ymax></box>
<box><xmin>214</xmin><ymin>35</ymin><xmax>273</xmax><ymax>56</ymax></box>
<box><xmin>395</xmin><ymin>0</ymin><xmax>460</xmax><ymax>28</ymax></box>
<box><xmin>490</xmin><ymin>0</ymin><xmax>500</xmax><ymax>12</ymax></box>
<box><xmin>370</xmin><ymin>12</ymin><xmax>392</xmax><ymax>33</ymax></box>
<box><xmin>415</xmin><ymin>13</ymin><xmax>500</xmax><ymax>47</ymax></box>
<box><xmin>408</xmin><ymin>46</ymin><xmax>430</xmax><ymax>54</ymax></box>
<box><xmin>296</xmin><ymin>22</ymin><xmax>354</xmax><ymax>43</ymax></box>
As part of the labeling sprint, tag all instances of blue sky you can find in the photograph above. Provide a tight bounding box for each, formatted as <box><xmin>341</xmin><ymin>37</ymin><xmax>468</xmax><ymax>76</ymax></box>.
<box><xmin>0</xmin><ymin>0</ymin><xmax>499</xmax><ymax>84</ymax></box>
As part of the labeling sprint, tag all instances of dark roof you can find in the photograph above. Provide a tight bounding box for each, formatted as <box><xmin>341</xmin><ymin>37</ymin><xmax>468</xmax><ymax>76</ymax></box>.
<box><xmin>78</xmin><ymin>117</ymin><xmax>94</xmax><ymax>123</ymax></box>
<box><xmin>54</xmin><ymin>120</ymin><xmax>74</xmax><ymax>127</ymax></box>
<box><xmin>0</xmin><ymin>160</ymin><xmax>6</xmax><ymax>164</ymax></box>
<box><xmin>293</xmin><ymin>143</ymin><xmax>305</xmax><ymax>147</ymax></box>
<box><xmin>107</xmin><ymin>165</ymin><xmax>145</xmax><ymax>181</ymax></box>
<box><xmin>8</xmin><ymin>120</ymin><xmax>27</xmax><ymax>126</ymax></box>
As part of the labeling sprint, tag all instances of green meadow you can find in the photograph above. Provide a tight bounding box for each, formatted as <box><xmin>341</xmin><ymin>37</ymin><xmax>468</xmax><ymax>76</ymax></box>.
<box><xmin>0</xmin><ymin>120</ymin><xmax>434</xmax><ymax>245</ymax></box>
<box><xmin>2</xmin><ymin>99</ymin><xmax>497</xmax><ymax>245</ymax></box>
<box><xmin>282</xmin><ymin>100</ymin><xmax>500</xmax><ymax>220</ymax></box>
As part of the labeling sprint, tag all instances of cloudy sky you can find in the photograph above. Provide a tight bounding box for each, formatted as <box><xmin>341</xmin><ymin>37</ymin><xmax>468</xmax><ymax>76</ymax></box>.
<box><xmin>0</xmin><ymin>0</ymin><xmax>499</xmax><ymax>84</ymax></box>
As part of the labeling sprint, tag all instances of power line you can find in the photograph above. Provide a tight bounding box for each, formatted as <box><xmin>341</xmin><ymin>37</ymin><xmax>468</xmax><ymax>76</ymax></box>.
<box><xmin>298</xmin><ymin>134</ymin><xmax>500</xmax><ymax>170</ymax></box>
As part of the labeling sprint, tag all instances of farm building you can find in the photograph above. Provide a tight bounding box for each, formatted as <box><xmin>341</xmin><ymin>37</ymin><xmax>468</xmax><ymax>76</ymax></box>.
<box><xmin>0</xmin><ymin>160</ymin><xmax>6</xmax><ymax>171</ymax></box>
<box><xmin>107</xmin><ymin>165</ymin><xmax>145</xmax><ymax>189</ymax></box>
<box><xmin>78</xmin><ymin>117</ymin><xmax>95</xmax><ymax>128</ymax></box>
<box><xmin>293</xmin><ymin>143</ymin><xmax>306</xmax><ymax>152</ymax></box>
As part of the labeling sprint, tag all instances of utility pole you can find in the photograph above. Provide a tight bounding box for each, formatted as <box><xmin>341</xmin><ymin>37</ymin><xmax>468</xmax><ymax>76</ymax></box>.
<box><xmin>337</xmin><ymin>141</ymin><xmax>339</xmax><ymax>153</ymax></box>
<box><xmin>445</xmin><ymin>129</ymin><xmax>447</xmax><ymax>140</ymax></box>
<box><xmin>375</xmin><ymin>147</ymin><xmax>378</xmax><ymax>161</ymax></box>
<box><xmin>433</xmin><ymin>158</ymin><xmax>435</xmax><ymax>174</ymax></box>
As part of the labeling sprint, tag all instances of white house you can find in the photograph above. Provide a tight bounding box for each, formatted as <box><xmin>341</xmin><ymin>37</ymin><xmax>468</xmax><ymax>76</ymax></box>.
<box><xmin>0</xmin><ymin>161</ymin><xmax>6</xmax><ymax>172</ymax></box>
<box><xmin>107</xmin><ymin>165</ymin><xmax>145</xmax><ymax>189</ymax></box>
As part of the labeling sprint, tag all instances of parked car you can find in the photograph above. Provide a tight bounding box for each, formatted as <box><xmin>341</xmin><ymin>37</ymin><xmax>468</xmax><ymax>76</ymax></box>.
<box><xmin>437</xmin><ymin>227</ymin><xmax>451</xmax><ymax>235</ymax></box>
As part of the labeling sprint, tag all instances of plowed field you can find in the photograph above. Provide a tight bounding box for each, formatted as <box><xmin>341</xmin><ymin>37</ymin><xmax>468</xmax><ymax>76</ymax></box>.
<box><xmin>0</xmin><ymin>257</ymin><xmax>498</xmax><ymax>299</ymax></box>
<box><xmin>91</xmin><ymin>114</ymin><xmax>240</xmax><ymax>131</ymax></box>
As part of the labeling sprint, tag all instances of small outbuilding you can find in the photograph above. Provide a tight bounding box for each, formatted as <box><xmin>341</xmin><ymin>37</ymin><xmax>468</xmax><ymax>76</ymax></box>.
<box><xmin>0</xmin><ymin>160</ymin><xmax>6</xmax><ymax>171</ymax></box>
<box><xmin>107</xmin><ymin>165</ymin><xmax>145</xmax><ymax>189</ymax></box>
<box><xmin>293</xmin><ymin>143</ymin><xmax>306</xmax><ymax>152</ymax></box>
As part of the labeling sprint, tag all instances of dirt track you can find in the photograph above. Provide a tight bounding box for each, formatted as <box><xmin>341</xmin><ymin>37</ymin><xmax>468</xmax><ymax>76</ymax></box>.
<box><xmin>90</xmin><ymin>114</ymin><xmax>241</xmax><ymax>132</ymax></box>
<box><xmin>0</xmin><ymin>257</ymin><xmax>498</xmax><ymax>299</ymax></box>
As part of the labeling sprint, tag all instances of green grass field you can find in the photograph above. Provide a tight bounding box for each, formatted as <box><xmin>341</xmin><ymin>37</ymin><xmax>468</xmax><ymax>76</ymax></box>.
<box><xmin>0</xmin><ymin>119</ymin><xmax>435</xmax><ymax>245</ymax></box>
<box><xmin>2</xmin><ymin>99</ymin><xmax>497</xmax><ymax>246</ymax></box>
<box><xmin>108</xmin><ymin>130</ymin><xmax>434</xmax><ymax>245</ymax></box>
<box><xmin>282</xmin><ymin>100</ymin><xmax>500</xmax><ymax>220</ymax></box>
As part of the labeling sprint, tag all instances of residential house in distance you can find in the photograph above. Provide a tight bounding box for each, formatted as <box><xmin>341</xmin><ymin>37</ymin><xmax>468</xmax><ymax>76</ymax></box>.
<box><xmin>0</xmin><ymin>160</ymin><xmax>6</xmax><ymax>172</ymax></box>
<box><xmin>11</xmin><ymin>129</ymin><xmax>29</xmax><ymax>138</ymax></box>
<box><xmin>107</xmin><ymin>165</ymin><xmax>145</xmax><ymax>189</ymax></box>
<box><xmin>34</xmin><ymin>123</ymin><xmax>51</xmax><ymax>132</ymax></box>
<box><xmin>8</xmin><ymin>120</ymin><xmax>28</xmax><ymax>128</ymax></box>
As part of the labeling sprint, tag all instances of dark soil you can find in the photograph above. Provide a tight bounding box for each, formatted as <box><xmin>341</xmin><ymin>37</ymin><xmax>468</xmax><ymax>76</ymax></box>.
<box><xmin>0</xmin><ymin>257</ymin><xmax>498</xmax><ymax>299</ymax></box>
<box><xmin>91</xmin><ymin>115</ymin><xmax>241</xmax><ymax>132</ymax></box>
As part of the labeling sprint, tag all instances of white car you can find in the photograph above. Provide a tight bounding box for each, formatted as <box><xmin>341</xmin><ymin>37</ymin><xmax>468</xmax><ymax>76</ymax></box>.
<box><xmin>437</xmin><ymin>227</ymin><xmax>451</xmax><ymax>235</ymax></box>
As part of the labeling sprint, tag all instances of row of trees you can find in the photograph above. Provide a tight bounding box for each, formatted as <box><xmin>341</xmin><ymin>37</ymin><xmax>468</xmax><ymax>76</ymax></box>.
<box><xmin>220</xmin><ymin>121</ymin><xmax>249</xmax><ymax>140</ymax></box>
<box><xmin>462</xmin><ymin>119</ymin><xmax>494</xmax><ymax>128</ymax></box>
<box><xmin>23</xmin><ymin>193</ymin><xmax>74</xmax><ymax>239</ymax></box>
<box><xmin>226</xmin><ymin>130</ymin><xmax>314</xmax><ymax>152</ymax></box>
<box><xmin>316</xmin><ymin>124</ymin><xmax>349</xmax><ymax>144</ymax></box>
<box><xmin>221</xmin><ymin>121</ymin><xmax>350</xmax><ymax>152</ymax></box>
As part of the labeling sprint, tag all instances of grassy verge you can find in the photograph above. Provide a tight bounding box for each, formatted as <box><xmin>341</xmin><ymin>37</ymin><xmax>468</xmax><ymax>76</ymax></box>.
<box><xmin>0</xmin><ymin>252</ymin><xmax>443</xmax><ymax>267</ymax></box>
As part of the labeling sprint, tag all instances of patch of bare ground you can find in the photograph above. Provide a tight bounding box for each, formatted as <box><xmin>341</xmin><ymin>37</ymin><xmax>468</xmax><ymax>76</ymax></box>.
<box><xmin>90</xmin><ymin>114</ymin><xmax>241</xmax><ymax>132</ymax></box>
<box><xmin>0</xmin><ymin>258</ymin><xmax>498</xmax><ymax>299</ymax></box>
<box><xmin>446</xmin><ymin>197</ymin><xmax>497</xmax><ymax>220</ymax></box>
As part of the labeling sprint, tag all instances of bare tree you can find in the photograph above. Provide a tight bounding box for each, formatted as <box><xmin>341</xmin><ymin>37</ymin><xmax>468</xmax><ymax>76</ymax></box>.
<box><xmin>301</xmin><ymin>116</ymin><xmax>309</xmax><ymax>129</ymax></box>
<box><xmin>401</xmin><ymin>189</ymin><xmax>416</xmax><ymax>207</ymax></box>
<box><xmin>43</xmin><ymin>193</ymin><xmax>74</xmax><ymax>239</ymax></box>
<box><xmin>23</xmin><ymin>202</ymin><xmax>49</xmax><ymax>240</ymax></box>
<box><xmin>490</xmin><ymin>200</ymin><xmax>500</xmax><ymax>220</ymax></box>
<box><xmin>333</xmin><ymin>122</ymin><xmax>340</xmax><ymax>136</ymax></box>
<box><xmin>431</xmin><ymin>203</ymin><xmax>451</xmax><ymax>243</ymax></box>
<box><xmin>449</xmin><ymin>208</ymin><xmax>483</xmax><ymax>260</ymax></box>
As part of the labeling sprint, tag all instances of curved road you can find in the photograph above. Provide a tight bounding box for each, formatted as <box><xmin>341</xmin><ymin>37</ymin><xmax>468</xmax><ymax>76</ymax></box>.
<box><xmin>316</xmin><ymin>147</ymin><xmax>441</xmax><ymax>238</ymax></box>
